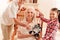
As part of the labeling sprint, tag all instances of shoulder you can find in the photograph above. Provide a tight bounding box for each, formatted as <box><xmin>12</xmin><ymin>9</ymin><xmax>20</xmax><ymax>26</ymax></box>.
<box><xmin>8</xmin><ymin>1</ymin><xmax>18</xmax><ymax>8</ymax></box>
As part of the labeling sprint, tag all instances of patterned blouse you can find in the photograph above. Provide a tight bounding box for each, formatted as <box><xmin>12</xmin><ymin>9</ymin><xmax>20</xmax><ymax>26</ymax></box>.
<box><xmin>39</xmin><ymin>15</ymin><xmax>59</xmax><ymax>40</ymax></box>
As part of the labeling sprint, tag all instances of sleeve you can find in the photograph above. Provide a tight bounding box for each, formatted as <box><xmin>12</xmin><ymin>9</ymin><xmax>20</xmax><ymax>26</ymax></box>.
<box><xmin>2</xmin><ymin>5</ymin><xmax>15</xmax><ymax>25</ymax></box>
<box><xmin>42</xmin><ymin>28</ymin><xmax>56</xmax><ymax>40</ymax></box>
<box><xmin>8</xmin><ymin>6</ymin><xmax>15</xmax><ymax>18</ymax></box>
<box><xmin>35</xmin><ymin>9</ymin><xmax>50</xmax><ymax>23</ymax></box>
<box><xmin>44</xmin><ymin>21</ymin><xmax>58</xmax><ymax>39</ymax></box>
<box><xmin>45</xmin><ymin>28</ymin><xmax>56</xmax><ymax>39</ymax></box>
<box><xmin>8</xmin><ymin>2</ymin><xmax>18</xmax><ymax>18</ymax></box>
<box><xmin>39</xmin><ymin>15</ymin><xmax>50</xmax><ymax>23</ymax></box>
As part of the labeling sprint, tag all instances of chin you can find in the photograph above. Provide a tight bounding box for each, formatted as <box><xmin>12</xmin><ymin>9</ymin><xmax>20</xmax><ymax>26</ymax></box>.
<box><xmin>50</xmin><ymin>18</ymin><xmax>53</xmax><ymax>20</ymax></box>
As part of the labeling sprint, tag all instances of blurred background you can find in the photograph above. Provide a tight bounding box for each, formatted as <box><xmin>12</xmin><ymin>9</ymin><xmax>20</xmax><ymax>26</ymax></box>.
<box><xmin>0</xmin><ymin>0</ymin><xmax>60</xmax><ymax>40</ymax></box>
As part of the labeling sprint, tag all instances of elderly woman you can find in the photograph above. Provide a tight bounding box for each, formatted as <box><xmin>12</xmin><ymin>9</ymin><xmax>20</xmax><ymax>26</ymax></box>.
<box><xmin>11</xmin><ymin>6</ymin><xmax>43</xmax><ymax>40</ymax></box>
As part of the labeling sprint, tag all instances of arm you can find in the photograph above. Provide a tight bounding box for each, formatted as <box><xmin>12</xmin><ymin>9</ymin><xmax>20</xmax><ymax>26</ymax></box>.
<box><xmin>14</xmin><ymin>18</ymin><xmax>26</xmax><ymax>27</ymax></box>
<box><xmin>17</xmin><ymin>31</ymin><xmax>33</xmax><ymax>39</ymax></box>
<box><xmin>42</xmin><ymin>28</ymin><xmax>56</xmax><ymax>40</ymax></box>
<box><xmin>35</xmin><ymin>9</ymin><xmax>50</xmax><ymax>23</ymax></box>
<box><xmin>9</xmin><ymin>2</ymin><xmax>29</xmax><ymax>28</ymax></box>
<box><xmin>39</xmin><ymin>15</ymin><xmax>49</xmax><ymax>23</ymax></box>
<box><xmin>18</xmin><ymin>34</ymin><xmax>33</xmax><ymax>39</ymax></box>
<box><xmin>13</xmin><ymin>18</ymin><xmax>30</xmax><ymax>29</ymax></box>
<box><xmin>44</xmin><ymin>28</ymin><xmax>56</xmax><ymax>39</ymax></box>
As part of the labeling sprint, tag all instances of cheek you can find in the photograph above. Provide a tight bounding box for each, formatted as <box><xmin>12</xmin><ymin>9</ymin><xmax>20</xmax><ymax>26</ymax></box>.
<box><xmin>26</xmin><ymin>13</ymin><xmax>34</xmax><ymax>17</ymax></box>
<box><xmin>50</xmin><ymin>15</ymin><xmax>54</xmax><ymax>18</ymax></box>
<box><xmin>28</xmin><ymin>14</ymin><xmax>31</xmax><ymax>17</ymax></box>
<box><xmin>28</xmin><ymin>14</ymin><xmax>33</xmax><ymax>17</ymax></box>
<box><xmin>31</xmin><ymin>14</ymin><xmax>34</xmax><ymax>18</ymax></box>
<box><xmin>26</xmin><ymin>14</ymin><xmax>31</xmax><ymax>18</ymax></box>
<box><xmin>54</xmin><ymin>14</ymin><xmax>57</xmax><ymax>18</ymax></box>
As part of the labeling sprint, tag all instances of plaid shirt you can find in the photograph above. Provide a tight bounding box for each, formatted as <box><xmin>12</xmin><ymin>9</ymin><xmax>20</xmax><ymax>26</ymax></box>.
<box><xmin>40</xmin><ymin>16</ymin><xmax>58</xmax><ymax>40</ymax></box>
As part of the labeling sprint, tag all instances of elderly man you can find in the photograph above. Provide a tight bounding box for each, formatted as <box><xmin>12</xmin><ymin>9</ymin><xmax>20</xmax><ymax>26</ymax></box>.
<box><xmin>1</xmin><ymin>0</ymin><xmax>26</xmax><ymax>40</ymax></box>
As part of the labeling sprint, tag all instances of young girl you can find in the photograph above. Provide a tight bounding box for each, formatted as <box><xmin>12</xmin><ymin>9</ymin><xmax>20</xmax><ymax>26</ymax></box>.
<box><xmin>35</xmin><ymin>8</ymin><xmax>59</xmax><ymax>40</ymax></box>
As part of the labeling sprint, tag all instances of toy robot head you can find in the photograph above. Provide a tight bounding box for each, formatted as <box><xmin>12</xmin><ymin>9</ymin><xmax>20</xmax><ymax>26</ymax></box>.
<box><xmin>29</xmin><ymin>24</ymin><xmax>42</xmax><ymax>38</ymax></box>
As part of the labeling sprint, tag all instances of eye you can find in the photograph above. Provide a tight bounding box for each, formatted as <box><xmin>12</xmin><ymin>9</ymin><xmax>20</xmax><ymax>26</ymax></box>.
<box><xmin>53</xmin><ymin>14</ymin><xmax>55</xmax><ymax>15</ymax></box>
<box><xmin>27</xmin><ymin>12</ymin><xmax>30</xmax><ymax>13</ymax></box>
<box><xmin>31</xmin><ymin>12</ymin><xmax>33</xmax><ymax>13</ymax></box>
<box><xmin>50</xmin><ymin>13</ymin><xmax>55</xmax><ymax>15</ymax></box>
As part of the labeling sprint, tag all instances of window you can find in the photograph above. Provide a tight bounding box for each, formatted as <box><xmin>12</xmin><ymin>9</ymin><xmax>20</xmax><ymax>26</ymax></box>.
<box><xmin>29</xmin><ymin>0</ymin><xmax>37</xmax><ymax>3</ymax></box>
<box><xmin>33</xmin><ymin>0</ymin><xmax>37</xmax><ymax>3</ymax></box>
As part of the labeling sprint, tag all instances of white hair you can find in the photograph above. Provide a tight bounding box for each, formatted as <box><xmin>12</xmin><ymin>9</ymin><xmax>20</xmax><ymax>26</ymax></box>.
<box><xmin>19</xmin><ymin>5</ymin><xmax>36</xmax><ymax>14</ymax></box>
<box><xmin>25</xmin><ymin>6</ymin><xmax>37</xmax><ymax>22</ymax></box>
<box><xmin>26</xmin><ymin>6</ymin><xmax>36</xmax><ymax>14</ymax></box>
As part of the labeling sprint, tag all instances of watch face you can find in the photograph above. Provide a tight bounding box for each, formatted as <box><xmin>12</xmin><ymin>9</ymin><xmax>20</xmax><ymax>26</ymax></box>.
<box><xmin>33</xmin><ymin>27</ymin><xmax>40</xmax><ymax>33</ymax></box>
<box><xmin>33</xmin><ymin>24</ymin><xmax>41</xmax><ymax>33</ymax></box>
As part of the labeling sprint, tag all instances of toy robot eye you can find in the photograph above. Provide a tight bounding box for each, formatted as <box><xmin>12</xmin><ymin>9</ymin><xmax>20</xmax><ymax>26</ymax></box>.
<box><xmin>29</xmin><ymin>31</ymin><xmax>32</xmax><ymax>34</ymax></box>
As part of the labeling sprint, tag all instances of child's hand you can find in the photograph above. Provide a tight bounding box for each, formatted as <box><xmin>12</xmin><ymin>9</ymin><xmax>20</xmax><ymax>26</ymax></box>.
<box><xmin>39</xmin><ymin>13</ymin><xmax>44</xmax><ymax>16</ymax></box>
<box><xmin>35</xmin><ymin>9</ymin><xmax>44</xmax><ymax>17</ymax></box>
<box><xmin>35</xmin><ymin>8</ymin><xmax>40</xmax><ymax>12</ymax></box>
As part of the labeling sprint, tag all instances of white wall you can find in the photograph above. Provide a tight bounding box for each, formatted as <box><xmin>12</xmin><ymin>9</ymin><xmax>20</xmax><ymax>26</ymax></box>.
<box><xmin>56</xmin><ymin>0</ymin><xmax>60</xmax><ymax>10</ymax></box>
